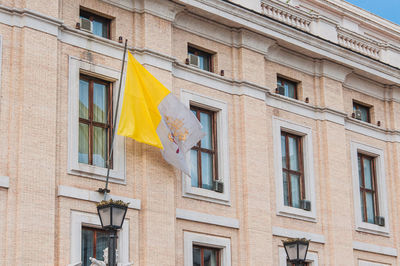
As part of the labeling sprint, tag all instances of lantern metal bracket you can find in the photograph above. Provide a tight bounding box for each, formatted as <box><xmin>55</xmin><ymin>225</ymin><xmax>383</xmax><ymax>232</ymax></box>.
<box><xmin>96</xmin><ymin>188</ymin><xmax>111</xmax><ymax>194</ymax></box>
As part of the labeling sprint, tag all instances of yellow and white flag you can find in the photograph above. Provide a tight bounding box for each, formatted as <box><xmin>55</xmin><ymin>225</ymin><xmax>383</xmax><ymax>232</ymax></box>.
<box><xmin>117</xmin><ymin>52</ymin><xmax>205</xmax><ymax>174</ymax></box>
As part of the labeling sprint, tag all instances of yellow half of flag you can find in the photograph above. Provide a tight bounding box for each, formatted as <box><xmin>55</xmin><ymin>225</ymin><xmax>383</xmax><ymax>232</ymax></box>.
<box><xmin>117</xmin><ymin>52</ymin><xmax>170</xmax><ymax>149</ymax></box>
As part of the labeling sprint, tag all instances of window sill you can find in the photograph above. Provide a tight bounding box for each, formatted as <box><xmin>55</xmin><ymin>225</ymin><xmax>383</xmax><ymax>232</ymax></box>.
<box><xmin>277</xmin><ymin>206</ymin><xmax>317</xmax><ymax>223</ymax></box>
<box><xmin>177</xmin><ymin>62</ymin><xmax>228</xmax><ymax>81</ymax></box>
<box><xmin>356</xmin><ymin>223</ymin><xmax>390</xmax><ymax>237</ymax></box>
<box><xmin>346</xmin><ymin>116</ymin><xmax>383</xmax><ymax>129</ymax></box>
<box><xmin>68</xmin><ymin>163</ymin><xmax>126</xmax><ymax>184</ymax></box>
<box><xmin>64</xmin><ymin>26</ymin><xmax>124</xmax><ymax>50</ymax></box>
<box><xmin>271</xmin><ymin>91</ymin><xmax>308</xmax><ymax>105</ymax></box>
<box><xmin>183</xmin><ymin>185</ymin><xmax>231</xmax><ymax>206</ymax></box>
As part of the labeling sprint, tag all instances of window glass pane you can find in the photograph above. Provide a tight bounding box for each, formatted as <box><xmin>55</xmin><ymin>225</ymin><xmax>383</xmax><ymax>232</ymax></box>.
<box><xmin>198</xmin><ymin>56</ymin><xmax>205</xmax><ymax>70</ymax></box>
<box><xmin>353</xmin><ymin>104</ymin><xmax>370</xmax><ymax>122</ymax></box>
<box><xmin>288</xmin><ymin>136</ymin><xmax>299</xmax><ymax>171</ymax></box>
<box><xmin>190</xmin><ymin>149</ymin><xmax>199</xmax><ymax>187</ymax></box>
<box><xmin>79</xmin><ymin>123</ymin><xmax>89</xmax><ymax>164</ymax></box>
<box><xmin>283</xmin><ymin>172</ymin><xmax>289</xmax><ymax>206</ymax></box>
<box><xmin>92</xmin><ymin>20</ymin><xmax>106</xmax><ymax>37</ymax></box>
<box><xmin>81</xmin><ymin>229</ymin><xmax>94</xmax><ymax>266</ymax></box>
<box><xmin>277</xmin><ymin>78</ymin><xmax>296</xmax><ymax>98</ymax></box>
<box><xmin>204</xmin><ymin>248</ymin><xmax>218</xmax><ymax>266</ymax></box>
<box><xmin>193</xmin><ymin>246</ymin><xmax>201</xmax><ymax>266</ymax></box>
<box><xmin>360</xmin><ymin>106</ymin><xmax>369</xmax><ymax>122</ymax></box>
<box><xmin>93</xmin><ymin>126</ymin><xmax>107</xmax><ymax>168</ymax></box>
<box><xmin>291</xmin><ymin>174</ymin><xmax>301</xmax><ymax>208</ymax></box>
<box><xmin>200</xmin><ymin>112</ymin><xmax>212</xmax><ymax>149</ymax></box>
<box><xmin>95</xmin><ymin>231</ymin><xmax>109</xmax><ymax>261</ymax></box>
<box><xmin>79</xmin><ymin>79</ymin><xmax>89</xmax><ymax>119</ymax></box>
<box><xmin>201</xmin><ymin>152</ymin><xmax>213</xmax><ymax>190</ymax></box>
<box><xmin>201</xmin><ymin>56</ymin><xmax>210</xmax><ymax>71</ymax></box>
<box><xmin>281</xmin><ymin>134</ymin><xmax>287</xmax><ymax>169</ymax></box>
<box><xmin>358</xmin><ymin>155</ymin><xmax>363</xmax><ymax>186</ymax></box>
<box><xmin>366</xmin><ymin>192</ymin><xmax>375</xmax><ymax>223</ymax></box>
<box><xmin>363</xmin><ymin>157</ymin><xmax>373</xmax><ymax>189</ymax></box>
<box><xmin>286</xmin><ymin>82</ymin><xmax>296</xmax><ymax>98</ymax></box>
<box><xmin>360</xmin><ymin>192</ymin><xmax>365</xmax><ymax>222</ymax></box>
<box><xmin>93</xmin><ymin>82</ymin><xmax>107</xmax><ymax>123</ymax></box>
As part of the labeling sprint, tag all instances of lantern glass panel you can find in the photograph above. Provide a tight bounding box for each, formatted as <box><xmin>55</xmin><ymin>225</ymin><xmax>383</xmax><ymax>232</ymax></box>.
<box><xmin>99</xmin><ymin>207</ymin><xmax>111</xmax><ymax>227</ymax></box>
<box><xmin>298</xmin><ymin>242</ymin><xmax>309</xmax><ymax>261</ymax></box>
<box><xmin>285</xmin><ymin>243</ymin><xmax>298</xmax><ymax>261</ymax></box>
<box><xmin>112</xmin><ymin>206</ymin><xmax>126</xmax><ymax>228</ymax></box>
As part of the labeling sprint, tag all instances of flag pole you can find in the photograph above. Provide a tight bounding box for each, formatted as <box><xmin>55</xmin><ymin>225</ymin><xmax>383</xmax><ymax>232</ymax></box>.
<box><xmin>101</xmin><ymin>39</ymin><xmax>128</xmax><ymax>201</ymax></box>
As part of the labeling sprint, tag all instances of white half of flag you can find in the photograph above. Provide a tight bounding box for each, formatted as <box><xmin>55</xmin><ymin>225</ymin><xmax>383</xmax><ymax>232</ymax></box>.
<box><xmin>156</xmin><ymin>93</ymin><xmax>205</xmax><ymax>175</ymax></box>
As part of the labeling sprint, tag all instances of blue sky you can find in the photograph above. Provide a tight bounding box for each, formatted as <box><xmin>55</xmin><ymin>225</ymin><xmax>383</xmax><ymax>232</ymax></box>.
<box><xmin>345</xmin><ymin>0</ymin><xmax>400</xmax><ymax>25</ymax></box>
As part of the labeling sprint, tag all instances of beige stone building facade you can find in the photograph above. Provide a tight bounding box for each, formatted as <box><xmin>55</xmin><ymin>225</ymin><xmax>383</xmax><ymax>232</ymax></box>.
<box><xmin>1</xmin><ymin>0</ymin><xmax>400</xmax><ymax>265</ymax></box>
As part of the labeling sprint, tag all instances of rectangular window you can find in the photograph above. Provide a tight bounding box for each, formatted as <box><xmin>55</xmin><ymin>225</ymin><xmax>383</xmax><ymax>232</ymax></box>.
<box><xmin>80</xmin><ymin>9</ymin><xmax>111</xmax><ymax>39</ymax></box>
<box><xmin>281</xmin><ymin>131</ymin><xmax>304</xmax><ymax>209</ymax></box>
<box><xmin>358</xmin><ymin>153</ymin><xmax>379</xmax><ymax>224</ymax></box>
<box><xmin>193</xmin><ymin>245</ymin><xmax>221</xmax><ymax>266</ymax></box>
<box><xmin>190</xmin><ymin>106</ymin><xmax>218</xmax><ymax>190</ymax></box>
<box><xmin>353</xmin><ymin>102</ymin><xmax>370</xmax><ymax>123</ymax></box>
<box><xmin>79</xmin><ymin>75</ymin><xmax>112</xmax><ymax>168</ymax></box>
<box><xmin>277</xmin><ymin>77</ymin><xmax>297</xmax><ymax>99</ymax></box>
<box><xmin>81</xmin><ymin>227</ymin><xmax>109</xmax><ymax>266</ymax></box>
<box><xmin>188</xmin><ymin>46</ymin><xmax>213</xmax><ymax>72</ymax></box>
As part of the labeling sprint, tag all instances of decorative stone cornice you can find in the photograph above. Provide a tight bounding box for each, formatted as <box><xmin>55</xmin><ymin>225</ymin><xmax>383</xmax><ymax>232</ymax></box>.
<box><xmin>261</xmin><ymin>0</ymin><xmax>313</xmax><ymax>32</ymax></box>
<box><xmin>0</xmin><ymin>176</ymin><xmax>9</xmax><ymax>189</ymax></box>
<box><xmin>337</xmin><ymin>27</ymin><xmax>384</xmax><ymax>60</ymax></box>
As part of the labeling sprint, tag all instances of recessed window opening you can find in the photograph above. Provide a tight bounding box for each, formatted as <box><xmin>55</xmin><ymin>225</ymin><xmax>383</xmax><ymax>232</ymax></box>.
<box><xmin>79</xmin><ymin>74</ymin><xmax>113</xmax><ymax>168</ymax></box>
<box><xmin>190</xmin><ymin>105</ymin><xmax>218</xmax><ymax>191</ymax></box>
<box><xmin>80</xmin><ymin>9</ymin><xmax>111</xmax><ymax>39</ymax></box>
<box><xmin>358</xmin><ymin>153</ymin><xmax>379</xmax><ymax>224</ymax></box>
<box><xmin>281</xmin><ymin>131</ymin><xmax>304</xmax><ymax>209</ymax></box>
<box><xmin>353</xmin><ymin>101</ymin><xmax>371</xmax><ymax>123</ymax></box>
<box><xmin>277</xmin><ymin>77</ymin><xmax>298</xmax><ymax>99</ymax></box>
<box><xmin>193</xmin><ymin>245</ymin><xmax>221</xmax><ymax>266</ymax></box>
<box><xmin>81</xmin><ymin>227</ymin><xmax>111</xmax><ymax>266</ymax></box>
<box><xmin>188</xmin><ymin>45</ymin><xmax>213</xmax><ymax>72</ymax></box>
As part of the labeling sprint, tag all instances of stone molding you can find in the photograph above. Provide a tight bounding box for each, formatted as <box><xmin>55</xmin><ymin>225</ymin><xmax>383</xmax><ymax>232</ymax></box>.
<box><xmin>180</xmin><ymin>90</ymin><xmax>231</xmax><ymax>205</ymax></box>
<box><xmin>350</xmin><ymin>142</ymin><xmax>390</xmax><ymax>236</ymax></box>
<box><xmin>0</xmin><ymin>176</ymin><xmax>9</xmax><ymax>189</ymax></box>
<box><xmin>273</xmin><ymin>117</ymin><xmax>317</xmax><ymax>222</ymax></box>
<box><xmin>67</xmin><ymin>57</ymin><xmax>126</xmax><ymax>182</ymax></box>
<box><xmin>358</xmin><ymin>260</ymin><xmax>390</xmax><ymax>266</ymax></box>
<box><xmin>353</xmin><ymin>241</ymin><xmax>397</xmax><ymax>257</ymax></box>
<box><xmin>272</xmin><ymin>226</ymin><xmax>325</xmax><ymax>243</ymax></box>
<box><xmin>176</xmin><ymin>208</ymin><xmax>239</xmax><ymax>229</ymax></box>
<box><xmin>58</xmin><ymin>185</ymin><xmax>141</xmax><ymax>210</ymax></box>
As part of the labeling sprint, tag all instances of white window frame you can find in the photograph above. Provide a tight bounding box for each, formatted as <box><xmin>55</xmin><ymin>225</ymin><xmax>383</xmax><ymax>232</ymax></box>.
<box><xmin>273</xmin><ymin>117</ymin><xmax>317</xmax><ymax>221</ymax></box>
<box><xmin>184</xmin><ymin>231</ymin><xmax>231</xmax><ymax>266</ymax></box>
<box><xmin>70</xmin><ymin>211</ymin><xmax>131</xmax><ymax>266</ymax></box>
<box><xmin>279</xmin><ymin>247</ymin><xmax>318</xmax><ymax>266</ymax></box>
<box><xmin>181</xmin><ymin>89</ymin><xmax>230</xmax><ymax>205</ymax></box>
<box><xmin>350</xmin><ymin>141</ymin><xmax>390</xmax><ymax>235</ymax></box>
<box><xmin>358</xmin><ymin>260</ymin><xmax>390</xmax><ymax>266</ymax></box>
<box><xmin>68</xmin><ymin>56</ymin><xmax>126</xmax><ymax>183</ymax></box>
